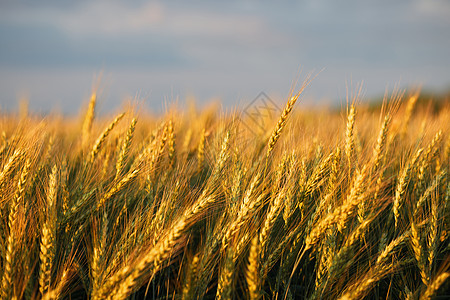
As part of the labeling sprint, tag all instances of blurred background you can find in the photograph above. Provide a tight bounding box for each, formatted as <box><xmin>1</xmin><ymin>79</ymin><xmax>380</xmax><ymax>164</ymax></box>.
<box><xmin>0</xmin><ymin>0</ymin><xmax>449</xmax><ymax>114</ymax></box>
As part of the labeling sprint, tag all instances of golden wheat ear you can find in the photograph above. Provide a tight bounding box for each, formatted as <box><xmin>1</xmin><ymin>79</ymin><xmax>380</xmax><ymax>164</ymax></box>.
<box><xmin>39</xmin><ymin>164</ymin><xmax>58</xmax><ymax>296</ymax></box>
<box><xmin>216</xmin><ymin>247</ymin><xmax>234</xmax><ymax>300</ymax></box>
<box><xmin>90</xmin><ymin>112</ymin><xmax>125</xmax><ymax>163</ymax></box>
<box><xmin>167</xmin><ymin>118</ymin><xmax>176</xmax><ymax>168</ymax></box>
<box><xmin>421</xmin><ymin>272</ymin><xmax>450</xmax><ymax>300</ymax></box>
<box><xmin>246</xmin><ymin>235</ymin><xmax>261</xmax><ymax>300</ymax></box>
<box><xmin>197</xmin><ymin>127</ymin><xmax>206</xmax><ymax>174</ymax></box>
<box><xmin>82</xmin><ymin>92</ymin><xmax>97</xmax><ymax>148</ymax></box>
<box><xmin>116</xmin><ymin>118</ymin><xmax>137</xmax><ymax>178</ymax></box>
<box><xmin>344</xmin><ymin>104</ymin><xmax>356</xmax><ymax>172</ymax></box>
<box><xmin>266</xmin><ymin>77</ymin><xmax>311</xmax><ymax>159</ymax></box>
<box><xmin>1</xmin><ymin>159</ymin><xmax>31</xmax><ymax>300</ymax></box>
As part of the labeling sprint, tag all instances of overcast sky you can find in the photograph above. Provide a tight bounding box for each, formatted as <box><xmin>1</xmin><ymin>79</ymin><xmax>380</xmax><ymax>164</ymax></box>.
<box><xmin>1</xmin><ymin>0</ymin><xmax>449</xmax><ymax>114</ymax></box>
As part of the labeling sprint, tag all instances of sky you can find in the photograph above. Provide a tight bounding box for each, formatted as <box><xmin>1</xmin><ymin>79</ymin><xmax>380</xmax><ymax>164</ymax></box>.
<box><xmin>0</xmin><ymin>0</ymin><xmax>449</xmax><ymax>114</ymax></box>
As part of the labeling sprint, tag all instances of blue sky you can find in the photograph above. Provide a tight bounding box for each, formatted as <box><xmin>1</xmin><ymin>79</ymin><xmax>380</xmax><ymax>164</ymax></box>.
<box><xmin>1</xmin><ymin>0</ymin><xmax>449</xmax><ymax>113</ymax></box>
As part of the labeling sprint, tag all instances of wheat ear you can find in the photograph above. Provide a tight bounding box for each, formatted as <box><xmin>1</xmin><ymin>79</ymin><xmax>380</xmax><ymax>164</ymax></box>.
<box><xmin>344</xmin><ymin>104</ymin><xmax>356</xmax><ymax>165</ymax></box>
<box><xmin>377</xmin><ymin>229</ymin><xmax>411</xmax><ymax>265</ymax></box>
<box><xmin>116</xmin><ymin>118</ymin><xmax>137</xmax><ymax>177</ymax></box>
<box><xmin>401</xmin><ymin>93</ymin><xmax>418</xmax><ymax>136</ymax></box>
<box><xmin>222</xmin><ymin>174</ymin><xmax>261</xmax><ymax>248</ymax></box>
<box><xmin>414</xmin><ymin>170</ymin><xmax>445</xmax><ymax>216</ymax></box>
<box><xmin>41</xmin><ymin>270</ymin><xmax>69</xmax><ymax>300</ymax></box>
<box><xmin>305</xmin><ymin>151</ymin><xmax>334</xmax><ymax>197</ymax></box>
<box><xmin>267</xmin><ymin>86</ymin><xmax>307</xmax><ymax>158</ymax></box>
<box><xmin>444</xmin><ymin>135</ymin><xmax>450</xmax><ymax>163</ymax></box>
<box><xmin>197</xmin><ymin>128</ymin><xmax>206</xmax><ymax>173</ymax></box>
<box><xmin>272</xmin><ymin>153</ymin><xmax>288</xmax><ymax>195</ymax></box>
<box><xmin>259</xmin><ymin>190</ymin><xmax>285</xmax><ymax>252</ymax></box>
<box><xmin>39</xmin><ymin>164</ymin><xmax>58</xmax><ymax>296</ymax></box>
<box><xmin>216</xmin><ymin>248</ymin><xmax>234</xmax><ymax>300</ymax></box>
<box><xmin>421</xmin><ymin>272</ymin><xmax>450</xmax><ymax>300</ymax></box>
<box><xmin>181</xmin><ymin>254</ymin><xmax>199</xmax><ymax>300</ymax></box>
<box><xmin>82</xmin><ymin>92</ymin><xmax>96</xmax><ymax>148</ymax></box>
<box><xmin>1</xmin><ymin>159</ymin><xmax>31</xmax><ymax>300</ymax></box>
<box><xmin>416</xmin><ymin>130</ymin><xmax>443</xmax><ymax>196</ymax></box>
<box><xmin>306</xmin><ymin>165</ymin><xmax>367</xmax><ymax>249</ymax></box>
<box><xmin>213</xmin><ymin>131</ymin><xmax>230</xmax><ymax>175</ymax></box>
<box><xmin>427</xmin><ymin>194</ymin><xmax>439</xmax><ymax>281</ymax></box>
<box><xmin>338</xmin><ymin>235</ymin><xmax>407</xmax><ymax>300</ymax></box>
<box><xmin>411</xmin><ymin>221</ymin><xmax>429</xmax><ymax>285</ymax></box>
<box><xmin>90</xmin><ymin>112</ymin><xmax>125</xmax><ymax>163</ymax></box>
<box><xmin>0</xmin><ymin>131</ymin><xmax>7</xmax><ymax>157</ymax></box>
<box><xmin>393</xmin><ymin>148</ymin><xmax>423</xmax><ymax>228</ymax></box>
<box><xmin>246</xmin><ymin>235</ymin><xmax>261</xmax><ymax>300</ymax></box>
<box><xmin>372</xmin><ymin>113</ymin><xmax>391</xmax><ymax>171</ymax></box>
<box><xmin>96</xmin><ymin>169</ymin><xmax>139</xmax><ymax>211</ymax></box>
<box><xmin>338</xmin><ymin>263</ymin><xmax>391</xmax><ymax>300</ymax></box>
<box><xmin>327</xmin><ymin>219</ymin><xmax>373</xmax><ymax>278</ymax></box>
<box><xmin>0</xmin><ymin>149</ymin><xmax>22</xmax><ymax>187</ymax></box>
<box><xmin>167</xmin><ymin>119</ymin><xmax>176</xmax><ymax>168</ymax></box>
<box><xmin>99</xmin><ymin>195</ymin><xmax>216</xmax><ymax>299</ymax></box>
<box><xmin>327</xmin><ymin>146</ymin><xmax>341</xmax><ymax>195</ymax></box>
<box><xmin>91</xmin><ymin>211</ymin><xmax>108</xmax><ymax>299</ymax></box>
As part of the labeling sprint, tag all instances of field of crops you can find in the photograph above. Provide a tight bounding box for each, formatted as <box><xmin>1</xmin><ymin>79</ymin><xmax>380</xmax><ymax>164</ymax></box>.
<box><xmin>0</xmin><ymin>87</ymin><xmax>449</xmax><ymax>299</ymax></box>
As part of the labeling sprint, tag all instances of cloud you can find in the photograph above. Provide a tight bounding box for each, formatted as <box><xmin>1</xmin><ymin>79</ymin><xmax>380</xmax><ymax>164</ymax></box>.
<box><xmin>0</xmin><ymin>0</ymin><xmax>287</xmax><ymax>70</ymax></box>
<box><xmin>61</xmin><ymin>1</ymin><xmax>165</xmax><ymax>35</ymax></box>
<box><xmin>0</xmin><ymin>0</ymin><xmax>449</xmax><ymax>113</ymax></box>
<box><xmin>0</xmin><ymin>0</ymin><xmax>272</xmax><ymax>40</ymax></box>
<box><xmin>0</xmin><ymin>1</ymin><xmax>164</xmax><ymax>35</ymax></box>
<box><xmin>413</xmin><ymin>0</ymin><xmax>450</xmax><ymax>21</ymax></box>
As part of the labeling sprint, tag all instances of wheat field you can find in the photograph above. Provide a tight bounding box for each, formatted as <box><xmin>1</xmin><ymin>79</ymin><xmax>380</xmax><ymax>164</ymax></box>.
<box><xmin>0</xmin><ymin>88</ymin><xmax>449</xmax><ymax>299</ymax></box>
